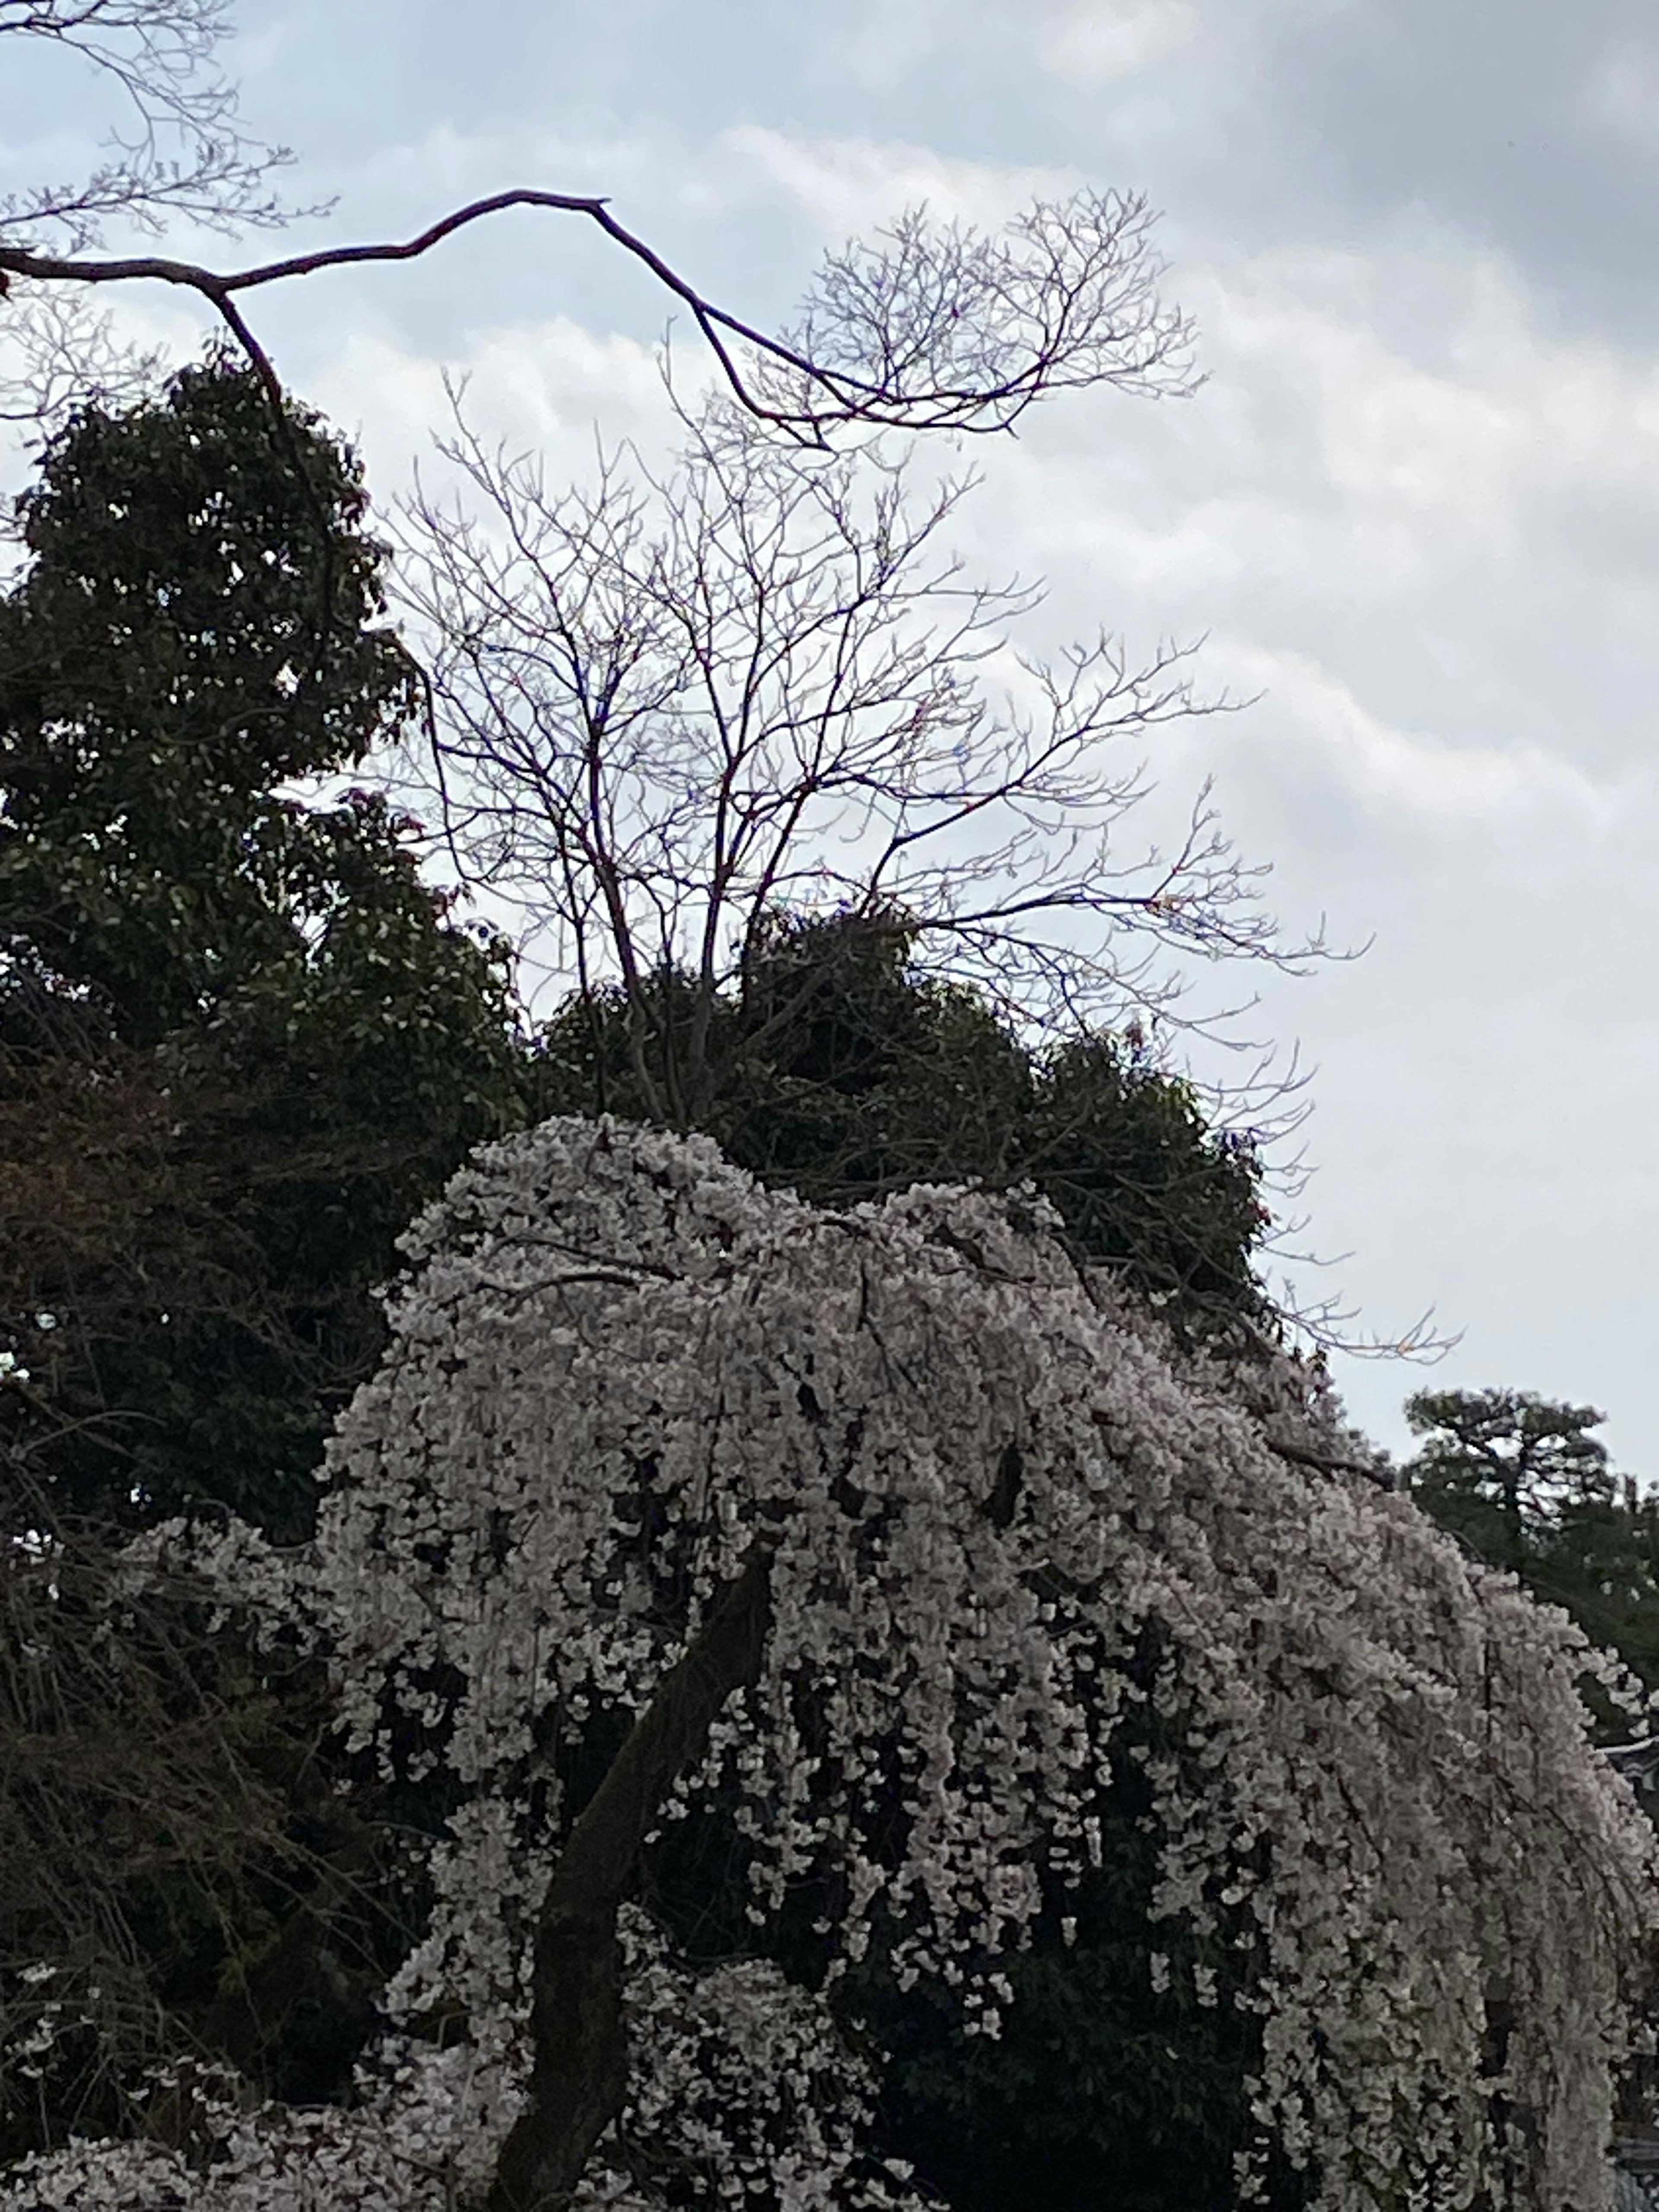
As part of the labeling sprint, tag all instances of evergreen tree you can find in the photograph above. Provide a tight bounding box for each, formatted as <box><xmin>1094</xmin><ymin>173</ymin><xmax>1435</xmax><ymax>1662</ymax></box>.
<box><xmin>1406</xmin><ymin>1388</ymin><xmax>1659</xmax><ymax>1707</ymax></box>
<box><xmin>531</xmin><ymin>906</ymin><xmax>1271</xmax><ymax>1342</ymax></box>
<box><xmin>1405</xmin><ymin>1388</ymin><xmax>1614</xmax><ymax>1574</ymax></box>
<box><xmin>0</xmin><ymin>356</ymin><xmax>531</xmax><ymax>1541</ymax></box>
<box><xmin>0</xmin><ymin>359</ymin><xmax>531</xmax><ymax>2154</ymax></box>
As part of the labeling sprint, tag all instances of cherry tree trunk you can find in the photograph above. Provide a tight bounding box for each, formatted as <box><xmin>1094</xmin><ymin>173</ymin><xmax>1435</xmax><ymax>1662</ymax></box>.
<box><xmin>487</xmin><ymin>1544</ymin><xmax>774</xmax><ymax>2212</ymax></box>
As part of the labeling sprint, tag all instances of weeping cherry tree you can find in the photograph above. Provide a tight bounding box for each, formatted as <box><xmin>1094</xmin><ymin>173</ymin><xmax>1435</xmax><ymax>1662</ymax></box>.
<box><xmin>6</xmin><ymin>1117</ymin><xmax>1654</xmax><ymax>2211</ymax></box>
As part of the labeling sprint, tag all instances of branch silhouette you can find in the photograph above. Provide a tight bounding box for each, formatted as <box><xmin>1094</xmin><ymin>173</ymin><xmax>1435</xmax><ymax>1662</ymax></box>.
<box><xmin>0</xmin><ymin>184</ymin><xmax>1198</xmax><ymax>442</ymax></box>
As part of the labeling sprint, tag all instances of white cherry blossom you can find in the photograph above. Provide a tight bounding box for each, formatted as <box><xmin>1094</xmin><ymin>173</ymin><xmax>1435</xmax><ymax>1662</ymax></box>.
<box><xmin>13</xmin><ymin>1118</ymin><xmax>1654</xmax><ymax>2211</ymax></box>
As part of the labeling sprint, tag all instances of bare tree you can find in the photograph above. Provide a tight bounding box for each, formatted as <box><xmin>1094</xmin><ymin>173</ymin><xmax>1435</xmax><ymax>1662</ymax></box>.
<box><xmin>0</xmin><ymin>1472</ymin><xmax>421</xmax><ymax>2164</ymax></box>
<box><xmin>390</xmin><ymin>390</ymin><xmax>1323</xmax><ymax>1134</ymax></box>
<box><xmin>0</xmin><ymin>0</ymin><xmax>297</xmax><ymax>247</ymax></box>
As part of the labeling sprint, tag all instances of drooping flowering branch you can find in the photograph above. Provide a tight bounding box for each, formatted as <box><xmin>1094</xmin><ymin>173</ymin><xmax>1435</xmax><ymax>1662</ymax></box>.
<box><xmin>489</xmin><ymin>1540</ymin><xmax>775</xmax><ymax>2212</ymax></box>
<box><xmin>9</xmin><ymin>1116</ymin><xmax>1654</xmax><ymax>2210</ymax></box>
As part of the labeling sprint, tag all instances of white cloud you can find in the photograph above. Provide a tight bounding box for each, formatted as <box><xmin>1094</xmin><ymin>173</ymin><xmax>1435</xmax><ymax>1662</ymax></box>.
<box><xmin>713</xmin><ymin>124</ymin><xmax>1084</xmax><ymax>242</ymax></box>
<box><xmin>835</xmin><ymin>0</ymin><xmax>1200</xmax><ymax>93</ymax></box>
<box><xmin>1575</xmin><ymin>33</ymin><xmax>1659</xmax><ymax>150</ymax></box>
<box><xmin>929</xmin><ymin>233</ymin><xmax>1659</xmax><ymax>768</ymax></box>
<box><xmin>301</xmin><ymin>315</ymin><xmax>692</xmax><ymax>510</ymax></box>
<box><xmin>1039</xmin><ymin>0</ymin><xmax>1202</xmax><ymax>83</ymax></box>
<box><xmin>1211</xmin><ymin>644</ymin><xmax>1621</xmax><ymax>830</ymax></box>
<box><xmin>274</xmin><ymin>154</ymin><xmax>1659</xmax><ymax>871</ymax></box>
<box><xmin>305</xmin><ymin>117</ymin><xmax>1087</xmax><ymax>295</ymax></box>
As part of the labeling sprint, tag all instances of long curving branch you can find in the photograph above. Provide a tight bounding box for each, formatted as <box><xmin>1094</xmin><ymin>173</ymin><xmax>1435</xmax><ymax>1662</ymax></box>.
<box><xmin>0</xmin><ymin>184</ymin><xmax>1195</xmax><ymax>443</ymax></box>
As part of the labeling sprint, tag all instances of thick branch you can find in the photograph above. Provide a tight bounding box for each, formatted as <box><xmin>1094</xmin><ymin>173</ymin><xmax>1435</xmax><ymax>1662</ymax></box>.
<box><xmin>486</xmin><ymin>1540</ymin><xmax>775</xmax><ymax>2212</ymax></box>
<box><xmin>1263</xmin><ymin>1430</ymin><xmax>1398</xmax><ymax>1493</ymax></box>
<box><xmin>1</xmin><ymin>191</ymin><xmax>917</xmax><ymax>436</ymax></box>
<box><xmin>0</xmin><ymin>185</ymin><xmax>1187</xmax><ymax>442</ymax></box>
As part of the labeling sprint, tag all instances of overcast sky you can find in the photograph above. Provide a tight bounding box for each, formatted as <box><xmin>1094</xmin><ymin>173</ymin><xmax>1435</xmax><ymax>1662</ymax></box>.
<box><xmin>6</xmin><ymin>0</ymin><xmax>1656</xmax><ymax>1472</ymax></box>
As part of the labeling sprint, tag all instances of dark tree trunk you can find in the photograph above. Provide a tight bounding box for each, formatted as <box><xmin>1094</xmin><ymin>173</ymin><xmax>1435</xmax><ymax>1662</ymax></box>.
<box><xmin>486</xmin><ymin>1542</ymin><xmax>774</xmax><ymax>2212</ymax></box>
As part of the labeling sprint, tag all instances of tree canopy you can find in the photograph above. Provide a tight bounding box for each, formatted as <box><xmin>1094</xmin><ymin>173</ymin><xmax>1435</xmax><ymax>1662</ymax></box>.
<box><xmin>531</xmin><ymin>906</ymin><xmax>1272</xmax><ymax>1336</ymax></box>
<box><xmin>1407</xmin><ymin>1389</ymin><xmax>1659</xmax><ymax>1713</ymax></box>
<box><xmin>10</xmin><ymin>1120</ymin><xmax>1648</xmax><ymax>2212</ymax></box>
<box><xmin>0</xmin><ymin>354</ymin><xmax>1287</xmax><ymax>2203</ymax></box>
<box><xmin>0</xmin><ymin>355</ymin><xmax>530</xmax><ymax>1539</ymax></box>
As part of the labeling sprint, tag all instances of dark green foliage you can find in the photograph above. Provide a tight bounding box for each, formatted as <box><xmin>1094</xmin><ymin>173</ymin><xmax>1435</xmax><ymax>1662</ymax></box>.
<box><xmin>0</xmin><ymin>357</ymin><xmax>531</xmax><ymax>1542</ymax></box>
<box><xmin>1537</xmin><ymin>1485</ymin><xmax>1659</xmax><ymax>1697</ymax></box>
<box><xmin>0</xmin><ymin>354</ymin><xmax>416</xmax><ymax>1049</ymax></box>
<box><xmin>530</xmin><ymin>906</ymin><xmax>1271</xmax><ymax>1336</ymax></box>
<box><xmin>844</xmin><ymin>1754</ymin><xmax>1306</xmax><ymax>2212</ymax></box>
<box><xmin>1023</xmin><ymin>1030</ymin><xmax>1269</xmax><ymax>1326</ymax></box>
<box><xmin>860</xmin><ymin>1874</ymin><xmax>1300</xmax><ymax>2212</ymax></box>
<box><xmin>0</xmin><ymin>361</ymin><xmax>522</xmax><ymax>2151</ymax></box>
<box><xmin>1406</xmin><ymin>1388</ymin><xmax>1614</xmax><ymax>1573</ymax></box>
<box><xmin>1406</xmin><ymin>1388</ymin><xmax>1659</xmax><ymax>1705</ymax></box>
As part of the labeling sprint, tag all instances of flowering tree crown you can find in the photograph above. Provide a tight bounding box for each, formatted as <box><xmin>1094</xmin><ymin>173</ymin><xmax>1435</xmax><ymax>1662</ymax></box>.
<box><xmin>9</xmin><ymin>1117</ymin><xmax>1654</xmax><ymax>2211</ymax></box>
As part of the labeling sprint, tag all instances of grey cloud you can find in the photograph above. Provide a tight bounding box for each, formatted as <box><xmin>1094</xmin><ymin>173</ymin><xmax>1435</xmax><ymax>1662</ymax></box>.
<box><xmin>1044</xmin><ymin>0</ymin><xmax>1659</xmax><ymax>351</ymax></box>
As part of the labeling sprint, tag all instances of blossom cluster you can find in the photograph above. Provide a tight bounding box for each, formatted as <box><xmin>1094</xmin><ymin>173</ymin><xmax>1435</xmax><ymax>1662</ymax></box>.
<box><xmin>11</xmin><ymin>1117</ymin><xmax>1656</xmax><ymax>2211</ymax></box>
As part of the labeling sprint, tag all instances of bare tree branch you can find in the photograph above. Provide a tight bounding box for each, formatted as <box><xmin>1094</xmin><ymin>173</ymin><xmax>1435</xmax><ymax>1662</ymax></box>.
<box><xmin>1</xmin><ymin>184</ymin><xmax>1198</xmax><ymax>445</ymax></box>
<box><xmin>0</xmin><ymin>285</ymin><xmax>165</xmax><ymax>434</ymax></box>
<box><xmin>0</xmin><ymin>0</ymin><xmax>302</xmax><ymax>249</ymax></box>
<box><xmin>0</xmin><ymin>0</ymin><xmax>313</xmax><ymax>433</ymax></box>
<box><xmin>388</xmin><ymin>387</ymin><xmax>1333</xmax><ymax>1134</ymax></box>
